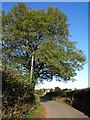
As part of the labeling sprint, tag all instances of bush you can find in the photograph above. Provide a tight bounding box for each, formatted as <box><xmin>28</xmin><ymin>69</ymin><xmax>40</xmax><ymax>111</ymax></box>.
<box><xmin>63</xmin><ymin>98</ymin><xmax>71</xmax><ymax>105</ymax></box>
<box><xmin>44</xmin><ymin>91</ymin><xmax>60</xmax><ymax>100</ymax></box>
<box><xmin>2</xmin><ymin>70</ymin><xmax>35</xmax><ymax>120</ymax></box>
<box><xmin>72</xmin><ymin>88</ymin><xmax>90</xmax><ymax>117</ymax></box>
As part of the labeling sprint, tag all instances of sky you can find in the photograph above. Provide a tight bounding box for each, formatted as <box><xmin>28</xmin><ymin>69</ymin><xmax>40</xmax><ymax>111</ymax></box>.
<box><xmin>2</xmin><ymin>2</ymin><xmax>88</xmax><ymax>90</ymax></box>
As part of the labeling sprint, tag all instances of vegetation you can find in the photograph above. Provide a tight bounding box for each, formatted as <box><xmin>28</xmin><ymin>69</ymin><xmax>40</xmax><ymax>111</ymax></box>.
<box><xmin>72</xmin><ymin>88</ymin><xmax>90</xmax><ymax>117</ymax></box>
<box><xmin>25</xmin><ymin>102</ymin><xmax>41</xmax><ymax>120</ymax></box>
<box><xmin>25</xmin><ymin>101</ymin><xmax>45</xmax><ymax>120</ymax></box>
<box><xmin>35</xmin><ymin>89</ymin><xmax>45</xmax><ymax>96</ymax></box>
<box><xmin>2</xmin><ymin>70</ymin><xmax>44</xmax><ymax>119</ymax></box>
<box><xmin>2</xmin><ymin>70</ymin><xmax>35</xmax><ymax>119</ymax></box>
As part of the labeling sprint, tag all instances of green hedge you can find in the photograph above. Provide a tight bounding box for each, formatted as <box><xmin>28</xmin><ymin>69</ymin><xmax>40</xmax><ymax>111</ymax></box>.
<box><xmin>72</xmin><ymin>88</ymin><xmax>90</xmax><ymax>117</ymax></box>
<box><xmin>2</xmin><ymin>70</ymin><xmax>35</xmax><ymax>120</ymax></box>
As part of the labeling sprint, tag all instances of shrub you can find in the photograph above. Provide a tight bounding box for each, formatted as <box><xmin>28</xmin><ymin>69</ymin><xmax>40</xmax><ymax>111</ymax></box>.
<box><xmin>72</xmin><ymin>88</ymin><xmax>90</xmax><ymax>117</ymax></box>
<box><xmin>2</xmin><ymin>70</ymin><xmax>35</xmax><ymax>120</ymax></box>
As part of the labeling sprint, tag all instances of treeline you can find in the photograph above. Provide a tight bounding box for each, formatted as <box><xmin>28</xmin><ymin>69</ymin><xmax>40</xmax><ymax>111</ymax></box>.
<box><xmin>2</xmin><ymin>70</ymin><xmax>35</xmax><ymax>120</ymax></box>
<box><xmin>42</xmin><ymin>87</ymin><xmax>90</xmax><ymax>117</ymax></box>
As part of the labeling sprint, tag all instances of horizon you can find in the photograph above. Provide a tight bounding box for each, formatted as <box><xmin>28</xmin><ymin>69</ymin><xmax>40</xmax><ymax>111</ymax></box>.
<box><xmin>35</xmin><ymin>86</ymin><xmax>89</xmax><ymax>90</ymax></box>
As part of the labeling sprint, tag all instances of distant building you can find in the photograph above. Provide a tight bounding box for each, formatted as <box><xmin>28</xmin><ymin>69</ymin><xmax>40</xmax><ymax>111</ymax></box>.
<box><xmin>43</xmin><ymin>88</ymin><xmax>51</xmax><ymax>95</ymax></box>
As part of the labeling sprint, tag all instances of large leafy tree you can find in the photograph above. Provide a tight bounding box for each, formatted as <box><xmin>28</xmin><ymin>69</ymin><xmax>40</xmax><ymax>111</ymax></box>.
<box><xmin>2</xmin><ymin>3</ymin><xmax>86</xmax><ymax>91</ymax></box>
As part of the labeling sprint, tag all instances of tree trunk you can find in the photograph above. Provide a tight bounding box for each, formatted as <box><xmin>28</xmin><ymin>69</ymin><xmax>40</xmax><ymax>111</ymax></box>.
<box><xmin>30</xmin><ymin>55</ymin><xmax>34</xmax><ymax>85</ymax></box>
<box><xmin>30</xmin><ymin>54</ymin><xmax>37</xmax><ymax>94</ymax></box>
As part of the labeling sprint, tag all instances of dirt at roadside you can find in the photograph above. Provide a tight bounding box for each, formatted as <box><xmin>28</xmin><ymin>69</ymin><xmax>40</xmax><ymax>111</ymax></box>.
<box><xmin>32</xmin><ymin>104</ymin><xmax>46</xmax><ymax>119</ymax></box>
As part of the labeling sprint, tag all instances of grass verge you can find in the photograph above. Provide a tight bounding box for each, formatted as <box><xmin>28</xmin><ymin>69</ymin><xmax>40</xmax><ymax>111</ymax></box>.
<box><xmin>24</xmin><ymin>102</ymin><xmax>45</xmax><ymax>120</ymax></box>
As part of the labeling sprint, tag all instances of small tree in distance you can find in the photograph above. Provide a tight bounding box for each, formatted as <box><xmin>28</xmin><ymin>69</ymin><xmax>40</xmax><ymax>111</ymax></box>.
<box><xmin>2</xmin><ymin>3</ymin><xmax>86</xmax><ymax>93</ymax></box>
<box><xmin>54</xmin><ymin>87</ymin><xmax>61</xmax><ymax>92</ymax></box>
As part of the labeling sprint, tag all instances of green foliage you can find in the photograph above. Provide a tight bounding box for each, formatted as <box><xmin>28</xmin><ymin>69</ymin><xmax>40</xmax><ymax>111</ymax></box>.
<box><xmin>63</xmin><ymin>98</ymin><xmax>71</xmax><ymax>104</ymax></box>
<box><xmin>43</xmin><ymin>90</ymin><xmax>63</xmax><ymax>100</ymax></box>
<box><xmin>50</xmin><ymin>88</ymin><xmax>53</xmax><ymax>92</ymax></box>
<box><xmin>35</xmin><ymin>89</ymin><xmax>45</xmax><ymax>96</ymax></box>
<box><xmin>25</xmin><ymin>102</ymin><xmax>41</xmax><ymax>120</ymax></box>
<box><xmin>54</xmin><ymin>87</ymin><xmax>61</xmax><ymax>92</ymax></box>
<box><xmin>72</xmin><ymin>88</ymin><xmax>90</xmax><ymax>117</ymax></box>
<box><xmin>2</xmin><ymin>3</ymin><xmax>86</xmax><ymax>88</ymax></box>
<box><xmin>2</xmin><ymin>70</ymin><xmax>35</xmax><ymax>119</ymax></box>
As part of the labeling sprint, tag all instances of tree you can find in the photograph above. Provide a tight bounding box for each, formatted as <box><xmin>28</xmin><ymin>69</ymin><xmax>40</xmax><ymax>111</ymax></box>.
<box><xmin>50</xmin><ymin>88</ymin><xmax>53</xmax><ymax>92</ymax></box>
<box><xmin>2</xmin><ymin>3</ymin><xmax>86</xmax><ymax>92</ymax></box>
<box><xmin>54</xmin><ymin>87</ymin><xmax>61</xmax><ymax>92</ymax></box>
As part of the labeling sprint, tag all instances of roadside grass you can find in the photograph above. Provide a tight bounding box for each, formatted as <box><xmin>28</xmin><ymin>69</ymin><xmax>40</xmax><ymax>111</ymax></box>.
<box><xmin>24</xmin><ymin>102</ymin><xmax>45</xmax><ymax>120</ymax></box>
<box><xmin>24</xmin><ymin>102</ymin><xmax>40</xmax><ymax>120</ymax></box>
<box><xmin>35</xmin><ymin>104</ymin><xmax>46</xmax><ymax>118</ymax></box>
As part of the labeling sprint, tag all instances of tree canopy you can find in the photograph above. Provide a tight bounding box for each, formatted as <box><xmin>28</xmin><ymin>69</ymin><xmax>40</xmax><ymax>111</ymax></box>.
<box><xmin>2</xmin><ymin>3</ymin><xmax>86</xmax><ymax>89</ymax></box>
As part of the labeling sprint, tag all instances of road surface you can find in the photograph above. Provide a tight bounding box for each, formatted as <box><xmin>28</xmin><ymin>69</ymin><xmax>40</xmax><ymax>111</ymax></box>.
<box><xmin>42</xmin><ymin>101</ymin><xmax>89</xmax><ymax>118</ymax></box>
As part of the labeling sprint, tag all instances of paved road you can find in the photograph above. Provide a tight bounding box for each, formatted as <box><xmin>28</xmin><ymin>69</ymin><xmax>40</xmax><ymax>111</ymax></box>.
<box><xmin>42</xmin><ymin>101</ymin><xmax>89</xmax><ymax>118</ymax></box>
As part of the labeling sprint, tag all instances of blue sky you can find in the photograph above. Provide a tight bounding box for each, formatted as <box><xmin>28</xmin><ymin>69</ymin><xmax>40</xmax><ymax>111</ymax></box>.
<box><xmin>2</xmin><ymin>2</ymin><xmax>88</xmax><ymax>89</ymax></box>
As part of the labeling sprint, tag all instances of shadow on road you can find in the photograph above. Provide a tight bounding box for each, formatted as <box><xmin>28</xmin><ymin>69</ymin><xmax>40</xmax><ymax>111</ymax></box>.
<box><xmin>40</xmin><ymin>96</ymin><xmax>47</xmax><ymax>103</ymax></box>
<box><xmin>39</xmin><ymin>91</ymin><xmax>60</xmax><ymax>103</ymax></box>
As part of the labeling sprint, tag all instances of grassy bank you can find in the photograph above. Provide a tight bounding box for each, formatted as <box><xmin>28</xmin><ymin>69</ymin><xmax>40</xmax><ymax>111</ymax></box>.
<box><xmin>53</xmin><ymin>97</ymin><xmax>72</xmax><ymax>105</ymax></box>
<box><xmin>25</xmin><ymin>102</ymin><xmax>45</xmax><ymax>120</ymax></box>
